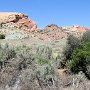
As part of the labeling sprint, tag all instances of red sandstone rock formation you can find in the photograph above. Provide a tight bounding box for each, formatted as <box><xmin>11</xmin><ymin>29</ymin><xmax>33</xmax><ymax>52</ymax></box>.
<box><xmin>0</xmin><ymin>12</ymin><xmax>37</xmax><ymax>32</ymax></box>
<box><xmin>76</xmin><ymin>26</ymin><xmax>89</xmax><ymax>32</ymax></box>
<box><xmin>0</xmin><ymin>12</ymin><xmax>89</xmax><ymax>41</ymax></box>
<box><xmin>35</xmin><ymin>24</ymin><xmax>88</xmax><ymax>41</ymax></box>
<box><xmin>63</xmin><ymin>25</ymin><xmax>88</xmax><ymax>32</ymax></box>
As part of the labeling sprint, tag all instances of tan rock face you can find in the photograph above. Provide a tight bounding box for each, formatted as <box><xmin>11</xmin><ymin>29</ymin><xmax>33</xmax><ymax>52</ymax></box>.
<box><xmin>33</xmin><ymin>24</ymin><xmax>88</xmax><ymax>41</ymax></box>
<box><xmin>0</xmin><ymin>12</ymin><xmax>37</xmax><ymax>32</ymax></box>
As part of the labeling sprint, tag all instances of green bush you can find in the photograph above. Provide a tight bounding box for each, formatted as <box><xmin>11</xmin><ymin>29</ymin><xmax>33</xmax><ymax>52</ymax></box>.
<box><xmin>63</xmin><ymin>32</ymin><xmax>90</xmax><ymax>79</ymax></box>
<box><xmin>36</xmin><ymin>56</ymin><xmax>49</xmax><ymax>65</ymax></box>
<box><xmin>68</xmin><ymin>42</ymin><xmax>90</xmax><ymax>79</ymax></box>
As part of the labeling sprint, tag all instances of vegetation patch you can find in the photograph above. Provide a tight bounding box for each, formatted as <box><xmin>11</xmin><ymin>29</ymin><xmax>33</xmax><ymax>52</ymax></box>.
<box><xmin>0</xmin><ymin>33</ymin><xmax>5</xmax><ymax>39</ymax></box>
<box><xmin>63</xmin><ymin>31</ymin><xmax>90</xmax><ymax>79</ymax></box>
<box><xmin>36</xmin><ymin>56</ymin><xmax>49</xmax><ymax>65</ymax></box>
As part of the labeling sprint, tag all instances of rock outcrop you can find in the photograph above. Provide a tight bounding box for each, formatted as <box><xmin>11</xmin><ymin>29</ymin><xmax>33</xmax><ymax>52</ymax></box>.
<box><xmin>0</xmin><ymin>12</ymin><xmax>89</xmax><ymax>40</ymax></box>
<box><xmin>44</xmin><ymin>24</ymin><xmax>60</xmax><ymax>30</ymax></box>
<box><xmin>0</xmin><ymin>12</ymin><xmax>37</xmax><ymax>32</ymax></box>
<box><xmin>32</xmin><ymin>24</ymin><xmax>88</xmax><ymax>41</ymax></box>
<box><xmin>62</xmin><ymin>25</ymin><xmax>88</xmax><ymax>32</ymax></box>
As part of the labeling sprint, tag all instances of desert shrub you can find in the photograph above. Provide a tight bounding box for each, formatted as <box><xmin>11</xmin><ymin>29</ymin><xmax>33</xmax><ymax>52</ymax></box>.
<box><xmin>34</xmin><ymin>64</ymin><xmax>55</xmax><ymax>88</ymax></box>
<box><xmin>68</xmin><ymin>42</ymin><xmax>90</xmax><ymax>79</ymax></box>
<box><xmin>82</xmin><ymin>30</ymin><xmax>90</xmax><ymax>42</ymax></box>
<box><xmin>19</xmin><ymin>63</ymin><xmax>56</xmax><ymax>90</ymax></box>
<box><xmin>0</xmin><ymin>44</ymin><xmax>89</xmax><ymax>90</ymax></box>
<box><xmin>0</xmin><ymin>34</ymin><xmax>5</xmax><ymax>39</ymax></box>
<box><xmin>19</xmin><ymin>69</ymin><xmax>37</xmax><ymax>90</ymax></box>
<box><xmin>0</xmin><ymin>23</ymin><xmax>3</xmax><ymax>29</ymax></box>
<box><xmin>63</xmin><ymin>35</ymin><xmax>80</xmax><ymax>66</ymax></box>
<box><xmin>0</xmin><ymin>44</ymin><xmax>16</xmax><ymax>69</ymax></box>
<box><xmin>17</xmin><ymin>53</ymin><xmax>35</xmax><ymax>70</ymax></box>
<box><xmin>36</xmin><ymin>56</ymin><xmax>49</xmax><ymax>65</ymax></box>
<box><xmin>0</xmin><ymin>45</ymin><xmax>36</xmax><ymax>88</ymax></box>
<box><xmin>36</xmin><ymin>45</ymin><xmax>53</xmax><ymax>60</ymax></box>
<box><xmin>63</xmin><ymin>32</ymin><xmax>90</xmax><ymax>79</ymax></box>
<box><xmin>16</xmin><ymin>46</ymin><xmax>35</xmax><ymax>70</ymax></box>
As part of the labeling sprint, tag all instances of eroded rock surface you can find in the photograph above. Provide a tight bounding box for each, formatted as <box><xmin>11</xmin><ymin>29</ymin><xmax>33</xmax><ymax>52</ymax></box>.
<box><xmin>0</xmin><ymin>12</ymin><xmax>37</xmax><ymax>32</ymax></box>
<box><xmin>0</xmin><ymin>12</ymin><xmax>89</xmax><ymax>40</ymax></box>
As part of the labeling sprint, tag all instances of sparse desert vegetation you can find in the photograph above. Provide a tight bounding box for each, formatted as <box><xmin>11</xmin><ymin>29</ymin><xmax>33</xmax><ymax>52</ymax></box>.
<box><xmin>0</xmin><ymin>30</ymin><xmax>89</xmax><ymax>90</ymax></box>
<box><xmin>0</xmin><ymin>12</ymin><xmax>89</xmax><ymax>90</ymax></box>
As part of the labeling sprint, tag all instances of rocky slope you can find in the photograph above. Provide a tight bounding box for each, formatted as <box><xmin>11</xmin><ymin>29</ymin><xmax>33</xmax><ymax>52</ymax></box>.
<box><xmin>0</xmin><ymin>12</ymin><xmax>37</xmax><ymax>39</ymax></box>
<box><xmin>0</xmin><ymin>12</ymin><xmax>89</xmax><ymax>40</ymax></box>
<box><xmin>32</xmin><ymin>24</ymin><xmax>88</xmax><ymax>41</ymax></box>
<box><xmin>0</xmin><ymin>12</ymin><xmax>37</xmax><ymax>31</ymax></box>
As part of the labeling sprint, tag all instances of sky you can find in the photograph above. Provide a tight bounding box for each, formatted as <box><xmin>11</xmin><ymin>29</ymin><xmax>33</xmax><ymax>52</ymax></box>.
<box><xmin>0</xmin><ymin>0</ymin><xmax>90</xmax><ymax>28</ymax></box>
